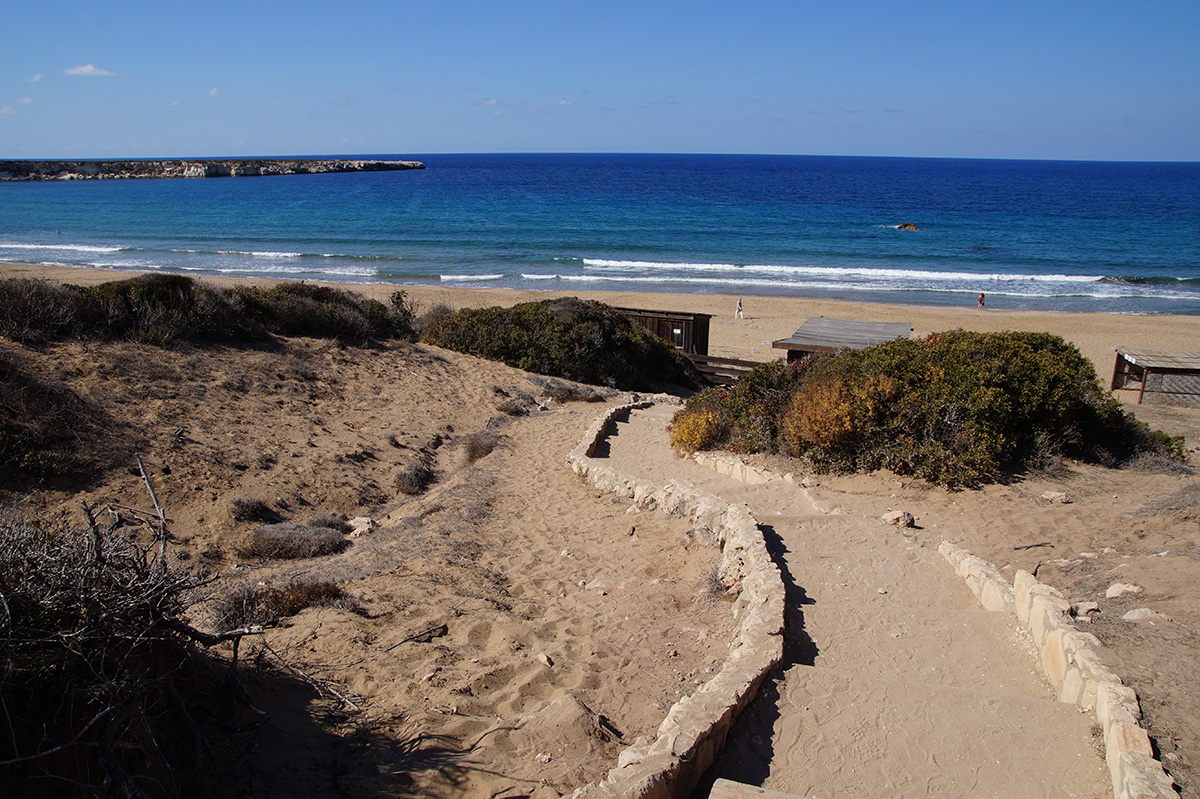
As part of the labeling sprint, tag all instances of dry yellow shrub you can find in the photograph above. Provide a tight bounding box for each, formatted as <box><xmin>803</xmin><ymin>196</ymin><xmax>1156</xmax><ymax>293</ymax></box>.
<box><xmin>669</xmin><ymin>409</ymin><xmax>721</xmax><ymax>453</ymax></box>
<box><xmin>782</xmin><ymin>379</ymin><xmax>858</xmax><ymax>450</ymax></box>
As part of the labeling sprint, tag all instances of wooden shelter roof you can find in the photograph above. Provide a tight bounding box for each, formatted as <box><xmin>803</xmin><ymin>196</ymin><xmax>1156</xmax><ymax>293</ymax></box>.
<box><xmin>1114</xmin><ymin>347</ymin><xmax>1200</xmax><ymax>373</ymax></box>
<box><xmin>772</xmin><ymin>317</ymin><xmax>913</xmax><ymax>354</ymax></box>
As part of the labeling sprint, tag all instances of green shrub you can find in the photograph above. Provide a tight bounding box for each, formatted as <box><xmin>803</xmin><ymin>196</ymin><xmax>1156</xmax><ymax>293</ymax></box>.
<box><xmin>670</xmin><ymin>330</ymin><xmax>1185</xmax><ymax>487</ymax></box>
<box><xmin>420</xmin><ymin>298</ymin><xmax>695</xmax><ymax>390</ymax></box>
<box><xmin>0</xmin><ymin>275</ymin><xmax>415</xmax><ymax>347</ymax></box>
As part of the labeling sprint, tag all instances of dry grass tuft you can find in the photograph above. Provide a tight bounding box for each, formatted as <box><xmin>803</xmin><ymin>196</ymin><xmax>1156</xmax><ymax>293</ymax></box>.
<box><xmin>308</xmin><ymin>513</ymin><xmax>352</xmax><ymax>534</ymax></box>
<box><xmin>239</xmin><ymin>522</ymin><xmax>350</xmax><ymax>559</ymax></box>
<box><xmin>461</xmin><ymin>430</ymin><xmax>503</xmax><ymax>464</ymax></box>
<box><xmin>212</xmin><ymin>577</ymin><xmax>360</xmax><ymax>632</ymax></box>
<box><xmin>229</xmin><ymin>497</ymin><xmax>279</xmax><ymax>523</ymax></box>
<box><xmin>395</xmin><ymin>454</ymin><xmax>435</xmax><ymax>495</ymax></box>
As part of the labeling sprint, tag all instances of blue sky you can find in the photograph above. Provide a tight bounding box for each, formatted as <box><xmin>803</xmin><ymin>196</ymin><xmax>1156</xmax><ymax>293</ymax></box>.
<box><xmin>2</xmin><ymin>0</ymin><xmax>1197</xmax><ymax>161</ymax></box>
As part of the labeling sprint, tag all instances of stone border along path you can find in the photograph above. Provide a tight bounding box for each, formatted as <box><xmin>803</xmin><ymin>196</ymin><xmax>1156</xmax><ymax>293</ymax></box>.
<box><xmin>600</xmin><ymin>403</ymin><xmax>1120</xmax><ymax>799</ymax></box>
<box><xmin>939</xmin><ymin>543</ymin><xmax>1177</xmax><ymax>799</ymax></box>
<box><xmin>693</xmin><ymin>444</ymin><xmax>1175</xmax><ymax>799</ymax></box>
<box><xmin>565</xmin><ymin>401</ymin><xmax>787</xmax><ymax>799</ymax></box>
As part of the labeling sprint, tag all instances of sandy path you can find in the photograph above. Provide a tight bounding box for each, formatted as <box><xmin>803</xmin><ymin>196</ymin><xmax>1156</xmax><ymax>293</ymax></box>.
<box><xmin>600</xmin><ymin>404</ymin><xmax>1111</xmax><ymax>799</ymax></box>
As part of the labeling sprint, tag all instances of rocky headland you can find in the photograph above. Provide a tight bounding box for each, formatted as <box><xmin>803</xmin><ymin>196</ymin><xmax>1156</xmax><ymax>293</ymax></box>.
<box><xmin>0</xmin><ymin>158</ymin><xmax>424</xmax><ymax>181</ymax></box>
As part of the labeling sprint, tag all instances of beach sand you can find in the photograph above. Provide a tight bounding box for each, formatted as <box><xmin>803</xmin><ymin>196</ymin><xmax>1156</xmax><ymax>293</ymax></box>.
<box><xmin>3</xmin><ymin>261</ymin><xmax>1199</xmax><ymax>796</ymax></box>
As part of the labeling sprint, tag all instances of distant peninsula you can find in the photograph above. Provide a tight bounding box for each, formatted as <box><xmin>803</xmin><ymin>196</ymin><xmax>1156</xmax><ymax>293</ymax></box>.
<box><xmin>0</xmin><ymin>158</ymin><xmax>424</xmax><ymax>181</ymax></box>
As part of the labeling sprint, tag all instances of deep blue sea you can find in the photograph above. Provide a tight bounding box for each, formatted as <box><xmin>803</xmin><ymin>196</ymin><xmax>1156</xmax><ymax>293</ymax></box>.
<box><xmin>2</xmin><ymin>153</ymin><xmax>1198</xmax><ymax>314</ymax></box>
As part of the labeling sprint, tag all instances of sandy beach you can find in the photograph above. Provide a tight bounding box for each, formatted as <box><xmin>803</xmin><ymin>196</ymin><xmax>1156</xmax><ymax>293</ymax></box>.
<box><xmin>3</xmin><ymin>261</ymin><xmax>1199</xmax><ymax>797</ymax></box>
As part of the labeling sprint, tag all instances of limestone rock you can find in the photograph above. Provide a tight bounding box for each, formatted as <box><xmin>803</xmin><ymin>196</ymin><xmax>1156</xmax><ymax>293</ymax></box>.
<box><xmin>1106</xmin><ymin>582</ymin><xmax>1144</xmax><ymax>599</ymax></box>
<box><xmin>1122</xmin><ymin>608</ymin><xmax>1170</xmax><ymax>623</ymax></box>
<box><xmin>881</xmin><ymin>510</ymin><xmax>915</xmax><ymax>528</ymax></box>
<box><xmin>1040</xmin><ymin>490</ymin><xmax>1072</xmax><ymax>504</ymax></box>
<box><xmin>347</xmin><ymin>516</ymin><xmax>376</xmax><ymax>538</ymax></box>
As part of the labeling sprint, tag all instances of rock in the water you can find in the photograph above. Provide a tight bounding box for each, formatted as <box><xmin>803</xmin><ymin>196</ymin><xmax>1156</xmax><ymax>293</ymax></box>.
<box><xmin>1106</xmin><ymin>582</ymin><xmax>1144</xmax><ymax>599</ymax></box>
<box><xmin>897</xmin><ymin>222</ymin><xmax>921</xmax><ymax>231</ymax></box>
<box><xmin>882</xmin><ymin>510</ymin><xmax>915</xmax><ymax>527</ymax></box>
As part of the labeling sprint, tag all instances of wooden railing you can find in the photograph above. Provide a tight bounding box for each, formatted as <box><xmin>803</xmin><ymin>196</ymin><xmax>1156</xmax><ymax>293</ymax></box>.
<box><xmin>685</xmin><ymin>353</ymin><xmax>762</xmax><ymax>385</ymax></box>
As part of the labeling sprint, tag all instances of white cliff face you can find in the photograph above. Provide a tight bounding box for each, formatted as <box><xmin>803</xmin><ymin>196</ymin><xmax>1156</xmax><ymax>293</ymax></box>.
<box><xmin>0</xmin><ymin>158</ymin><xmax>424</xmax><ymax>181</ymax></box>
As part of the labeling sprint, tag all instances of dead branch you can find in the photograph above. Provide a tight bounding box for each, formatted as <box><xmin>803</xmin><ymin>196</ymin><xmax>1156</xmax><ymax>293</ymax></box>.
<box><xmin>382</xmin><ymin>622</ymin><xmax>448</xmax><ymax>652</ymax></box>
<box><xmin>135</xmin><ymin>453</ymin><xmax>168</xmax><ymax>566</ymax></box>
<box><xmin>260</xmin><ymin>642</ymin><xmax>361</xmax><ymax>711</ymax></box>
<box><xmin>0</xmin><ymin>705</ymin><xmax>117</xmax><ymax>767</ymax></box>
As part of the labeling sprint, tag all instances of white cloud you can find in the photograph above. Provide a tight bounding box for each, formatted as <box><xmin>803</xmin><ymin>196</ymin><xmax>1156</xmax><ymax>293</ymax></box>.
<box><xmin>552</xmin><ymin>99</ymin><xmax>573</xmax><ymax>107</ymax></box>
<box><xmin>28</xmin><ymin>73</ymin><xmax>44</xmax><ymax>83</ymax></box>
<box><xmin>19</xmin><ymin>97</ymin><xmax>32</xmax><ymax>104</ymax></box>
<box><xmin>169</xmin><ymin>101</ymin><xmax>180</xmax><ymax>107</ymax></box>
<box><xmin>0</xmin><ymin>107</ymin><xmax>16</xmax><ymax>119</ymax></box>
<box><xmin>206</xmin><ymin>88</ymin><xmax>219</xmax><ymax>96</ymax></box>
<box><xmin>62</xmin><ymin>64</ymin><xmax>116</xmax><ymax>77</ymax></box>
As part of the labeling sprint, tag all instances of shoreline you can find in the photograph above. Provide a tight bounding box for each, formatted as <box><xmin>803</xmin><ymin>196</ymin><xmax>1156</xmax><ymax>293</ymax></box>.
<box><xmin>5</xmin><ymin>261</ymin><xmax>1200</xmax><ymax>388</ymax></box>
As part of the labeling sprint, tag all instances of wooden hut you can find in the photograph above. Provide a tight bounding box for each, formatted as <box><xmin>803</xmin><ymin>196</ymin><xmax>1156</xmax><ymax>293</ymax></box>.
<box><xmin>611</xmin><ymin>306</ymin><xmax>711</xmax><ymax>355</ymax></box>
<box><xmin>1111</xmin><ymin>347</ymin><xmax>1200</xmax><ymax>405</ymax></box>
<box><xmin>772</xmin><ymin>317</ymin><xmax>912</xmax><ymax>361</ymax></box>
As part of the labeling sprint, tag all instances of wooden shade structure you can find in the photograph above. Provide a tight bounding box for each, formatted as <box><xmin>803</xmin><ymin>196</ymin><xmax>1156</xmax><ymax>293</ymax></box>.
<box><xmin>1111</xmin><ymin>347</ymin><xmax>1200</xmax><ymax>406</ymax></box>
<box><xmin>772</xmin><ymin>317</ymin><xmax>912</xmax><ymax>361</ymax></box>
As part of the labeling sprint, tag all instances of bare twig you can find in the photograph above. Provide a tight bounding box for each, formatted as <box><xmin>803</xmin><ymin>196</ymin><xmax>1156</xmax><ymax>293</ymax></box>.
<box><xmin>80</xmin><ymin>500</ymin><xmax>105</xmax><ymax>568</ymax></box>
<box><xmin>135</xmin><ymin>453</ymin><xmax>168</xmax><ymax>566</ymax></box>
<box><xmin>1013</xmin><ymin>541</ymin><xmax>1054</xmax><ymax>551</ymax></box>
<box><xmin>107</xmin><ymin>502</ymin><xmax>173</xmax><ymax>524</ymax></box>
<box><xmin>0</xmin><ymin>705</ymin><xmax>117</xmax><ymax>767</ymax></box>
<box><xmin>260</xmin><ymin>642</ymin><xmax>361</xmax><ymax>711</ymax></box>
<box><xmin>382</xmin><ymin>623</ymin><xmax>448</xmax><ymax>653</ymax></box>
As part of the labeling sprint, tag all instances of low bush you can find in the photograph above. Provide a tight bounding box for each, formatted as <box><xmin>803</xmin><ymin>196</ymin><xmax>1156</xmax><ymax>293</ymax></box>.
<box><xmin>420</xmin><ymin>297</ymin><xmax>695</xmax><ymax>390</ymax></box>
<box><xmin>239</xmin><ymin>522</ymin><xmax>350</xmax><ymax>559</ymax></box>
<box><xmin>395</xmin><ymin>454</ymin><xmax>436</xmax><ymax>494</ymax></box>
<box><xmin>229</xmin><ymin>497</ymin><xmax>279</xmax><ymax>523</ymax></box>
<box><xmin>212</xmin><ymin>578</ymin><xmax>359</xmax><ymax>632</ymax></box>
<box><xmin>0</xmin><ymin>275</ymin><xmax>415</xmax><ymax>347</ymax></box>
<box><xmin>461</xmin><ymin>430</ymin><xmax>502</xmax><ymax>464</ymax></box>
<box><xmin>670</xmin><ymin>330</ymin><xmax>1185</xmax><ymax>486</ymax></box>
<box><xmin>669</xmin><ymin>408</ymin><xmax>722</xmax><ymax>454</ymax></box>
<box><xmin>308</xmin><ymin>513</ymin><xmax>352</xmax><ymax>533</ymax></box>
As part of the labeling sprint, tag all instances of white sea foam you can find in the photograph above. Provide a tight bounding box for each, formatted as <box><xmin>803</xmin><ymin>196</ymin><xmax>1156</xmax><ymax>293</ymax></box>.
<box><xmin>521</xmin><ymin>273</ymin><xmax>562</xmax><ymax>280</ymax></box>
<box><xmin>0</xmin><ymin>242</ymin><xmax>124</xmax><ymax>253</ymax></box>
<box><xmin>581</xmin><ymin>258</ymin><xmax>1103</xmax><ymax>284</ymax></box>
<box><xmin>440</xmin><ymin>274</ymin><xmax>503</xmax><ymax>281</ymax></box>
<box><xmin>216</xmin><ymin>250</ymin><xmax>303</xmax><ymax>258</ymax></box>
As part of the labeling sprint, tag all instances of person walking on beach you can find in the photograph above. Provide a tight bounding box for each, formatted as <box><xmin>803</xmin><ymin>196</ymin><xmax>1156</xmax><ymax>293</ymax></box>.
<box><xmin>735</xmin><ymin>297</ymin><xmax>744</xmax><ymax>319</ymax></box>
<box><xmin>977</xmin><ymin>293</ymin><xmax>985</xmax><ymax>309</ymax></box>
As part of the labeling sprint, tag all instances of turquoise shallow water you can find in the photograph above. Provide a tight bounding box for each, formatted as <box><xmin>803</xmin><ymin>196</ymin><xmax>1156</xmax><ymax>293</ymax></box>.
<box><xmin>1</xmin><ymin>153</ymin><xmax>1198</xmax><ymax>314</ymax></box>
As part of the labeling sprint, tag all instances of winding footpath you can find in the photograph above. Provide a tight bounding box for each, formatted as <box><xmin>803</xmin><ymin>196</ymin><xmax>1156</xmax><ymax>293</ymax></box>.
<box><xmin>600</xmin><ymin>404</ymin><xmax>1111</xmax><ymax>799</ymax></box>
